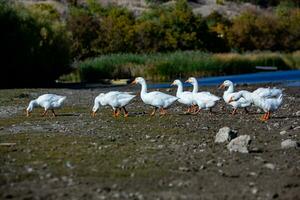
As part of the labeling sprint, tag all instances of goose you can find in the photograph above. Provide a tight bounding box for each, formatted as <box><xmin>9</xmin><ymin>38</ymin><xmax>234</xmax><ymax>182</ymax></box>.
<box><xmin>219</xmin><ymin>80</ymin><xmax>252</xmax><ymax>115</ymax></box>
<box><xmin>252</xmin><ymin>87</ymin><xmax>282</xmax><ymax>98</ymax></box>
<box><xmin>132</xmin><ymin>77</ymin><xmax>178</xmax><ymax>116</ymax></box>
<box><xmin>171</xmin><ymin>79</ymin><xmax>194</xmax><ymax>113</ymax></box>
<box><xmin>185</xmin><ymin>77</ymin><xmax>220</xmax><ymax>113</ymax></box>
<box><xmin>26</xmin><ymin>94</ymin><xmax>66</xmax><ymax>117</ymax></box>
<box><xmin>229</xmin><ymin>91</ymin><xmax>283</xmax><ymax>121</ymax></box>
<box><xmin>92</xmin><ymin>91</ymin><xmax>135</xmax><ymax>117</ymax></box>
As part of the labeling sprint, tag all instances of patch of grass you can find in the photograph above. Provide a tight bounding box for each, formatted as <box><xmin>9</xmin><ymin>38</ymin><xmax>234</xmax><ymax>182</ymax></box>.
<box><xmin>74</xmin><ymin>51</ymin><xmax>297</xmax><ymax>82</ymax></box>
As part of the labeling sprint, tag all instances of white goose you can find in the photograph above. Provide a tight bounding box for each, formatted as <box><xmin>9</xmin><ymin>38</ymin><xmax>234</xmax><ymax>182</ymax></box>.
<box><xmin>26</xmin><ymin>94</ymin><xmax>66</xmax><ymax>117</ymax></box>
<box><xmin>185</xmin><ymin>77</ymin><xmax>220</xmax><ymax>113</ymax></box>
<box><xmin>132</xmin><ymin>77</ymin><xmax>178</xmax><ymax>116</ymax></box>
<box><xmin>229</xmin><ymin>91</ymin><xmax>283</xmax><ymax>121</ymax></box>
<box><xmin>171</xmin><ymin>79</ymin><xmax>194</xmax><ymax>113</ymax></box>
<box><xmin>92</xmin><ymin>91</ymin><xmax>135</xmax><ymax>117</ymax></box>
<box><xmin>219</xmin><ymin>80</ymin><xmax>252</xmax><ymax>114</ymax></box>
<box><xmin>252</xmin><ymin>87</ymin><xmax>282</xmax><ymax>98</ymax></box>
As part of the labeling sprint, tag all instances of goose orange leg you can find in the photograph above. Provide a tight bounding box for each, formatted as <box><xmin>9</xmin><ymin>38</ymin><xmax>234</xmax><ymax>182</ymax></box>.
<box><xmin>194</xmin><ymin>107</ymin><xmax>201</xmax><ymax>114</ymax></box>
<box><xmin>51</xmin><ymin>109</ymin><xmax>57</xmax><ymax>117</ymax></box>
<box><xmin>186</xmin><ymin>106</ymin><xmax>191</xmax><ymax>113</ymax></box>
<box><xmin>231</xmin><ymin>108</ymin><xmax>237</xmax><ymax>115</ymax></box>
<box><xmin>42</xmin><ymin>110</ymin><xmax>48</xmax><ymax>117</ymax></box>
<box><xmin>113</xmin><ymin>109</ymin><xmax>119</xmax><ymax>118</ymax></box>
<box><xmin>159</xmin><ymin>108</ymin><xmax>167</xmax><ymax>116</ymax></box>
<box><xmin>122</xmin><ymin>107</ymin><xmax>129</xmax><ymax>117</ymax></box>
<box><xmin>150</xmin><ymin>107</ymin><xmax>158</xmax><ymax>116</ymax></box>
<box><xmin>264</xmin><ymin>111</ymin><xmax>271</xmax><ymax>121</ymax></box>
<box><xmin>260</xmin><ymin>113</ymin><xmax>267</xmax><ymax>121</ymax></box>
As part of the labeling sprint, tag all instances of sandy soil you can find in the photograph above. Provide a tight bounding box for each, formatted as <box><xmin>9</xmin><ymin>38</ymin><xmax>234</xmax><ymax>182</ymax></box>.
<box><xmin>0</xmin><ymin>84</ymin><xmax>299</xmax><ymax>200</ymax></box>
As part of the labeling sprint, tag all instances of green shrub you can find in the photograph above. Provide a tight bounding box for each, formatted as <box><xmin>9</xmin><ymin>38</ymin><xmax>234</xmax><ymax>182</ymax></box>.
<box><xmin>0</xmin><ymin>1</ymin><xmax>71</xmax><ymax>87</ymax></box>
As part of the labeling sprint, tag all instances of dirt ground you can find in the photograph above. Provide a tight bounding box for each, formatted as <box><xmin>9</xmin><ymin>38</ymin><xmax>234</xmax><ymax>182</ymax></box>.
<box><xmin>0</xmin><ymin>84</ymin><xmax>299</xmax><ymax>200</ymax></box>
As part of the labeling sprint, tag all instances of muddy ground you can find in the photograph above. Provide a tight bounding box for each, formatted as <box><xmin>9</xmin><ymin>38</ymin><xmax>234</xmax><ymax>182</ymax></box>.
<box><xmin>0</xmin><ymin>84</ymin><xmax>299</xmax><ymax>200</ymax></box>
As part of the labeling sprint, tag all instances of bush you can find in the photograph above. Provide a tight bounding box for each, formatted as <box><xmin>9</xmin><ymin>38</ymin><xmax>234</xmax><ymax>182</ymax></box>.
<box><xmin>0</xmin><ymin>1</ymin><xmax>71</xmax><ymax>87</ymax></box>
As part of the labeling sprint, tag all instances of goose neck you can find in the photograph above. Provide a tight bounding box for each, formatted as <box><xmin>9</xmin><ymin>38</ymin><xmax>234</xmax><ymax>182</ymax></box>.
<box><xmin>176</xmin><ymin>83</ymin><xmax>183</xmax><ymax>96</ymax></box>
<box><xmin>140</xmin><ymin>81</ymin><xmax>148</xmax><ymax>96</ymax></box>
<box><xmin>192</xmin><ymin>81</ymin><xmax>198</xmax><ymax>93</ymax></box>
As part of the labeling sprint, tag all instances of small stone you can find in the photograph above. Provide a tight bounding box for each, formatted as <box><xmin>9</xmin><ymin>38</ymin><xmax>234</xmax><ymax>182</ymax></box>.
<box><xmin>66</xmin><ymin>161</ymin><xmax>74</xmax><ymax>169</ymax></box>
<box><xmin>227</xmin><ymin>135</ymin><xmax>251</xmax><ymax>153</ymax></box>
<box><xmin>281</xmin><ymin>139</ymin><xmax>299</xmax><ymax>149</ymax></box>
<box><xmin>179</xmin><ymin>167</ymin><xmax>190</xmax><ymax>172</ymax></box>
<box><xmin>215</xmin><ymin>127</ymin><xmax>237</xmax><ymax>143</ymax></box>
<box><xmin>273</xmin><ymin>123</ymin><xmax>280</xmax><ymax>128</ymax></box>
<box><xmin>249</xmin><ymin>172</ymin><xmax>257</xmax><ymax>177</ymax></box>
<box><xmin>264</xmin><ymin>163</ymin><xmax>275</xmax><ymax>170</ymax></box>
<box><xmin>249</xmin><ymin>182</ymin><xmax>255</xmax><ymax>186</ymax></box>
<box><xmin>295</xmin><ymin>111</ymin><xmax>300</xmax><ymax>116</ymax></box>
<box><xmin>251</xmin><ymin>187</ymin><xmax>258</xmax><ymax>195</ymax></box>
<box><xmin>145</xmin><ymin>135</ymin><xmax>150</xmax><ymax>139</ymax></box>
<box><xmin>280</xmin><ymin>130</ymin><xmax>287</xmax><ymax>135</ymax></box>
<box><xmin>25</xmin><ymin>166</ymin><xmax>33</xmax><ymax>173</ymax></box>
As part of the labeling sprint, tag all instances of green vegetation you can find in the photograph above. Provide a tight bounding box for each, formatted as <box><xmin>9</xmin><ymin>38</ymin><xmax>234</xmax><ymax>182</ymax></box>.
<box><xmin>0</xmin><ymin>1</ymin><xmax>71</xmax><ymax>87</ymax></box>
<box><xmin>1</xmin><ymin>0</ymin><xmax>300</xmax><ymax>86</ymax></box>
<box><xmin>77</xmin><ymin>51</ymin><xmax>298</xmax><ymax>81</ymax></box>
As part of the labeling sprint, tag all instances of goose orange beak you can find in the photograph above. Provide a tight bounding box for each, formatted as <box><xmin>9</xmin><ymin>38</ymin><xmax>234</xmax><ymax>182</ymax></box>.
<box><xmin>228</xmin><ymin>97</ymin><xmax>234</xmax><ymax>103</ymax></box>
<box><xmin>218</xmin><ymin>84</ymin><xmax>225</xmax><ymax>89</ymax></box>
<box><xmin>131</xmin><ymin>79</ymin><xmax>137</xmax><ymax>85</ymax></box>
<box><xmin>91</xmin><ymin>111</ymin><xmax>96</xmax><ymax>117</ymax></box>
<box><xmin>185</xmin><ymin>79</ymin><xmax>191</xmax><ymax>83</ymax></box>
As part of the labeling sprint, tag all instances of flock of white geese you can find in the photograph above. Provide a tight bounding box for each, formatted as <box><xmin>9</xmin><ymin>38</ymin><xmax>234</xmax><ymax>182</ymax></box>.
<box><xmin>26</xmin><ymin>77</ymin><xmax>283</xmax><ymax>121</ymax></box>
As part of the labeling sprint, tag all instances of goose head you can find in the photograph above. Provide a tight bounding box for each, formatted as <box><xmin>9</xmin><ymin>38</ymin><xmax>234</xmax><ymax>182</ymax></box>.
<box><xmin>219</xmin><ymin>80</ymin><xmax>233</xmax><ymax>89</ymax></box>
<box><xmin>185</xmin><ymin>77</ymin><xmax>197</xmax><ymax>85</ymax></box>
<box><xmin>171</xmin><ymin>79</ymin><xmax>181</xmax><ymax>86</ymax></box>
<box><xmin>132</xmin><ymin>77</ymin><xmax>145</xmax><ymax>85</ymax></box>
<box><xmin>26</xmin><ymin>100</ymin><xmax>37</xmax><ymax>117</ymax></box>
<box><xmin>91</xmin><ymin>93</ymin><xmax>105</xmax><ymax>117</ymax></box>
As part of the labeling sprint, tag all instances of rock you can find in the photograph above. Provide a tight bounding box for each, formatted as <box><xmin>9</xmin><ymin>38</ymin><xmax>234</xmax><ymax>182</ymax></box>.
<box><xmin>280</xmin><ymin>130</ymin><xmax>287</xmax><ymax>135</ymax></box>
<box><xmin>215</xmin><ymin>127</ymin><xmax>237</xmax><ymax>143</ymax></box>
<box><xmin>295</xmin><ymin>111</ymin><xmax>300</xmax><ymax>116</ymax></box>
<box><xmin>251</xmin><ymin>187</ymin><xmax>258</xmax><ymax>195</ymax></box>
<box><xmin>281</xmin><ymin>139</ymin><xmax>299</xmax><ymax>149</ymax></box>
<box><xmin>273</xmin><ymin>123</ymin><xmax>280</xmax><ymax>128</ymax></box>
<box><xmin>264</xmin><ymin>163</ymin><xmax>275</xmax><ymax>170</ymax></box>
<box><xmin>227</xmin><ymin>135</ymin><xmax>251</xmax><ymax>153</ymax></box>
<box><xmin>179</xmin><ymin>166</ymin><xmax>190</xmax><ymax>172</ymax></box>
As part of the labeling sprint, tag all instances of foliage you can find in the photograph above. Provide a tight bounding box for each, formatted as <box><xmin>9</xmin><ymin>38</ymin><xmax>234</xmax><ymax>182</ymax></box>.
<box><xmin>1</xmin><ymin>0</ymin><xmax>300</xmax><ymax>86</ymax></box>
<box><xmin>227</xmin><ymin>7</ymin><xmax>300</xmax><ymax>52</ymax></box>
<box><xmin>0</xmin><ymin>1</ymin><xmax>71</xmax><ymax>87</ymax></box>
